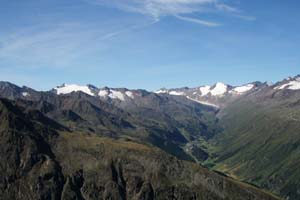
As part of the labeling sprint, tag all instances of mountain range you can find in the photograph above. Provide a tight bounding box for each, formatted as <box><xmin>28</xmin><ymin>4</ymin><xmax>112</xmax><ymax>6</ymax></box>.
<box><xmin>1</xmin><ymin>75</ymin><xmax>300</xmax><ymax>199</ymax></box>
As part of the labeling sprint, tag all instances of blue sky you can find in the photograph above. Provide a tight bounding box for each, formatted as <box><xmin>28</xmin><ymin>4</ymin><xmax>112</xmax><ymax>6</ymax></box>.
<box><xmin>0</xmin><ymin>0</ymin><xmax>299</xmax><ymax>90</ymax></box>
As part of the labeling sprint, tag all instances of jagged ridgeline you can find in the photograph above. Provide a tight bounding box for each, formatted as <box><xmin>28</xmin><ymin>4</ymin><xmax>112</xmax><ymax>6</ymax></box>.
<box><xmin>2</xmin><ymin>76</ymin><xmax>300</xmax><ymax>200</ymax></box>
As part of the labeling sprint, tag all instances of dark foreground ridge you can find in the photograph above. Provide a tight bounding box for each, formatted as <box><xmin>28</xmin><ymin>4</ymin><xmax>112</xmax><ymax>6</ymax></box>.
<box><xmin>0</xmin><ymin>98</ymin><xmax>279</xmax><ymax>200</ymax></box>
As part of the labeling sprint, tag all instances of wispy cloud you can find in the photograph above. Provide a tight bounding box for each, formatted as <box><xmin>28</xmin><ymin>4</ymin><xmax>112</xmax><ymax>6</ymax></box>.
<box><xmin>215</xmin><ymin>3</ymin><xmax>239</xmax><ymax>13</ymax></box>
<box><xmin>0</xmin><ymin>23</ymin><xmax>140</xmax><ymax>68</ymax></box>
<box><xmin>175</xmin><ymin>15</ymin><xmax>220</xmax><ymax>27</ymax></box>
<box><xmin>86</xmin><ymin>0</ymin><xmax>255</xmax><ymax>26</ymax></box>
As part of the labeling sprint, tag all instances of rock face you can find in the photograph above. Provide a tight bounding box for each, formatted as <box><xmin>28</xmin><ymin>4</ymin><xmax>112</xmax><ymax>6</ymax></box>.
<box><xmin>0</xmin><ymin>98</ymin><xmax>65</xmax><ymax>200</ymax></box>
<box><xmin>0</xmin><ymin>98</ymin><xmax>278</xmax><ymax>200</ymax></box>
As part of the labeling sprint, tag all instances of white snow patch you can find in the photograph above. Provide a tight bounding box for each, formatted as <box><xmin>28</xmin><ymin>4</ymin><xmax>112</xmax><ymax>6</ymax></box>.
<box><xmin>186</xmin><ymin>96</ymin><xmax>219</xmax><ymax>108</ymax></box>
<box><xmin>275</xmin><ymin>80</ymin><xmax>300</xmax><ymax>90</ymax></box>
<box><xmin>98</xmin><ymin>90</ymin><xmax>109</xmax><ymax>97</ymax></box>
<box><xmin>109</xmin><ymin>90</ymin><xmax>125</xmax><ymax>101</ymax></box>
<box><xmin>55</xmin><ymin>84</ymin><xmax>95</xmax><ymax>96</ymax></box>
<box><xmin>210</xmin><ymin>82</ymin><xmax>228</xmax><ymax>96</ymax></box>
<box><xmin>169</xmin><ymin>91</ymin><xmax>185</xmax><ymax>96</ymax></box>
<box><xmin>155</xmin><ymin>89</ymin><xmax>168</xmax><ymax>94</ymax></box>
<box><xmin>125</xmin><ymin>91</ymin><xmax>134</xmax><ymax>98</ymax></box>
<box><xmin>289</xmin><ymin>82</ymin><xmax>300</xmax><ymax>90</ymax></box>
<box><xmin>233</xmin><ymin>84</ymin><xmax>254</xmax><ymax>93</ymax></box>
<box><xmin>274</xmin><ymin>84</ymin><xmax>286</xmax><ymax>90</ymax></box>
<box><xmin>199</xmin><ymin>86</ymin><xmax>211</xmax><ymax>96</ymax></box>
<box><xmin>22</xmin><ymin>92</ymin><xmax>29</xmax><ymax>97</ymax></box>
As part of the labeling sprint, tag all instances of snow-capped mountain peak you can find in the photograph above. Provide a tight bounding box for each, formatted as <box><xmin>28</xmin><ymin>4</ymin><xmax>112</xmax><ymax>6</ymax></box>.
<box><xmin>98</xmin><ymin>89</ymin><xmax>109</xmax><ymax>97</ymax></box>
<box><xmin>153</xmin><ymin>82</ymin><xmax>260</xmax><ymax>108</ymax></box>
<box><xmin>125</xmin><ymin>91</ymin><xmax>134</xmax><ymax>98</ymax></box>
<box><xmin>210</xmin><ymin>82</ymin><xmax>228</xmax><ymax>96</ymax></box>
<box><xmin>54</xmin><ymin>84</ymin><xmax>95</xmax><ymax>96</ymax></box>
<box><xmin>274</xmin><ymin>75</ymin><xmax>300</xmax><ymax>90</ymax></box>
<box><xmin>199</xmin><ymin>86</ymin><xmax>210</xmax><ymax>96</ymax></box>
<box><xmin>108</xmin><ymin>90</ymin><xmax>125</xmax><ymax>101</ymax></box>
<box><xmin>98</xmin><ymin>88</ymin><xmax>136</xmax><ymax>101</ymax></box>
<box><xmin>232</xmin><ymin>84</ymin><xmax>254</xmax><ymax>94</ymax></box>
<box><xmin>275</xmin><ymin>80</ymin><xmax>300</xmax><ymax>90</ymax></box>
<box><xmin>169</xmin><ymin>91</ymin><xmax>185</xmax><ymax>96</ymax></box>
<box><xmin>52</xmin><ymin>76</ymin><xmax>300</xmax><ymax>109</ymax></box>
<box><xmin>155</xmin><ymin>89</ymin><xmax>168</xmax><ymax>94</ymax></box>
<box><xmin>54</xmin><ymin>84</ymin><xmax>137</xmax><ymax>101</ymax></box>
<box><xmin>154</xmin><ymin>82</ymin><xmax>258</xmax><ymax>98</ymax></box>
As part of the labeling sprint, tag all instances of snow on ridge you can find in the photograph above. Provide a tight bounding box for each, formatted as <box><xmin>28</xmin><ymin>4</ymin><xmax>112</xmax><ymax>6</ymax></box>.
<box><xmin>155</xmin><ymin>89</ymin><xmax>168</xmax><ymax>94</ymax></box>
<box><xmin>275</xmin><ymin>80</ymin><xmax>300</xmax><ymax>90</ymax></box>
<box><xmin>274</xmin><ymin>83</ymin><xmax>287</xmax><ymax>90</ymax></box>
<box><xmin>210</xmin><ymin>82</ymin><xmax>228</xmax><ymax>96</ymax></box>
<box><xmin>154</xmin><ymin>89</ymin><xmax>185</xmax><ymax>96</ymax></box>
<box><xmin>108</xmin><ymin>90</ymin><xmax>125</xmax><ymax>101</ymax></box>
<box><xmin>169</xmin><ymin>91</ymin><xmax>185</xmax><ymax>96</ymax></box>
<box><xmin>199</xmin><ymin>86</ymin><xmax>210</xmax><ymax>96</ymax></box>
<box><xmin>125</xmin><ymin>91</ymin><xmax>134</xmax><ymax>98</ymax></box>
<box><xmin>98</xmin><ymin>88</ymin><xmax>135</xmax><ymax>100</ymax></box>
<box><xmin>98</xmin><ymin>89</ymin><xmax>109</xmax><ymax>97</ymax></box>
<box><xmin>289</xmin><ymin>82</ymin><xmax>300</xmax><ymax>90</ymax></box>
<box><xmin>233</xmin><ymin>84</ymin><xmax>254</xmax><ymax>93</ymax></box>
<box><xmin>186</xmin><ymin>96</ymin><xmax>219</xmax><ymax>108</ymax></box>
<box><xmin>55</xmin><ymin>84</ymin><xmax>95</xmax><ymax>96</ymax></box>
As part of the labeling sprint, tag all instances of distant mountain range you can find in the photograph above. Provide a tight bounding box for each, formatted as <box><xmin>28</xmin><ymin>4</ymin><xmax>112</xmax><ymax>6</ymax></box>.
<box><xmin>1</xmin><ymin>75</ymin><xmax>300</xmax><ymax>199</ymax></box>
<box><xmin>2</xmin><ymin>75</ymin><xmax>299</xmax><ymax>108</ymax></box>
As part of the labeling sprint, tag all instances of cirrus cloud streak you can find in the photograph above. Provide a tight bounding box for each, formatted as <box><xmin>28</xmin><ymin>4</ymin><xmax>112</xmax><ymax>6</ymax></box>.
<box><xmin>86</xmin><ymin>0</ymin><xmax>255</xmax><ymax>26</ymax></box>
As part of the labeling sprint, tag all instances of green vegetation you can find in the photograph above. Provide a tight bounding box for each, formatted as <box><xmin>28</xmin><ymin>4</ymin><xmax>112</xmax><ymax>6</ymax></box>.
<box><xmin>207</xmin><ymin>90</ymin><xmax>300</xmax><ymax>200</ymax></box>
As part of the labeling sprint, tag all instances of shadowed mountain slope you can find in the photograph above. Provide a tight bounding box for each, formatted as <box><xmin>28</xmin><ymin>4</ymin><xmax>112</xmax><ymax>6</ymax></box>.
<box><xmin>211</xmin><ymin>85</ymin><xmax>300</xmax><ymax>200</ymax></box>
<box><xmin>0</xmin><ymin>98</ymin><xmax>279</xmax><ymax>200</ymax></box>
<box><xmin>0</xmin><ymin>82</ymin><xmax>220</xmax><ymax>162</ymax></box>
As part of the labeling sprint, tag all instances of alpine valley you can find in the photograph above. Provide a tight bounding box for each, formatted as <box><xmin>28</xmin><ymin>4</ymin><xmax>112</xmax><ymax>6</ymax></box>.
<box><xmin>1</xmin><ymin>75</ymin><xmax>300</xmax><ymax>200</ymax></box>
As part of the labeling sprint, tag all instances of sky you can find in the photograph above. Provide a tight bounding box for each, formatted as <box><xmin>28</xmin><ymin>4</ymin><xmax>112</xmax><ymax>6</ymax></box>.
<box><xmin>0</xmin><ymin>0</ymin><xmax>299</xmax><ymax>91</ymax></box>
